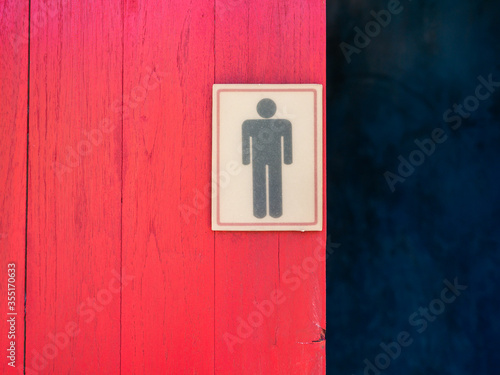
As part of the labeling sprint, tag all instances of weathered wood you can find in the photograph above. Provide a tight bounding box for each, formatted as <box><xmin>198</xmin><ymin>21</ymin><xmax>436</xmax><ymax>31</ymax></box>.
<box><xmin>214</xmin><ymin>0</ymin><xmax>326</xmax><ymax>373</ymax></box>
<box><xmin>26</xmin><ymin>0</ymin><xmax>122</xmax><ymax>373</ymax></box>
<box><xmin>0</xmin><ymin>1</ymin><xmax>29</xmax><ymax>373</ymax></box>
<box><xmin>121</xmin><ymin>0</ymin><xmax>215</xmax><ymax>373</ymax></box>
<box><xmin>2</xmin><ymin>0</ymin><xmax>325</xmax><ymax>373</ymax></box>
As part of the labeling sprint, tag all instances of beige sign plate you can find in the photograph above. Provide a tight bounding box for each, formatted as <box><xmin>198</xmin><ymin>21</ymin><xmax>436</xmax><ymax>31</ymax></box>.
<box><xmin>212</xmin><ymin>84</ymin><xmax>323</xmax><ymax>231</ymax></box>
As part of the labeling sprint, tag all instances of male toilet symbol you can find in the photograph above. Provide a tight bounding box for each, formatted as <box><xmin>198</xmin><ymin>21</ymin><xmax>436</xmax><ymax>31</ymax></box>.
<box><xmin>242</xmin><ymin>98</ymin><xmax>293</xmax><ymax>218</ymax></box>
<box><xmin>212</xmin><ymin>84</ymin><xmax>322</xmax><ymax>231</ymax></box>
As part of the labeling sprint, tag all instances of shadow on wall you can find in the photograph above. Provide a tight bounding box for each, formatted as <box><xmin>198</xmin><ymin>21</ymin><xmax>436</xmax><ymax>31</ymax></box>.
<box><xmin>326</xmin><ymin>0</ymin><xmax>500</xmax><ymax>374</ymax></box>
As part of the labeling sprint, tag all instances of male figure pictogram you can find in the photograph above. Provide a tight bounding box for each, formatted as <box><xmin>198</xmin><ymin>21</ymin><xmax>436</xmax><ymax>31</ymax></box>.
<box><xmin>242</xmin><ymin>98</ymin><xmax>293</xmax><ymax>218</ymax></box>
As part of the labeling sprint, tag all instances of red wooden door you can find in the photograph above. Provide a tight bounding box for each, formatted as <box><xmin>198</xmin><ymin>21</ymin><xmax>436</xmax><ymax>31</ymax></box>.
<box><xmin>1</xmin><ymin>0</ymin><xmax>325</xmax><ymax>374</ymax></box>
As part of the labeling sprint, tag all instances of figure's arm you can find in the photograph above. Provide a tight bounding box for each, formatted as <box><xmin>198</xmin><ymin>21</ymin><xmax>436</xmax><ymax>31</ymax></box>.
<box><xmin>283</xmin><ymin>120</ymin><xmax>292</xmax><ymax>164</ymax></box>
<box><xmin>242</xmin><ymin>121</ymin><xmax>251</xmax><ymax>165</ymax></box>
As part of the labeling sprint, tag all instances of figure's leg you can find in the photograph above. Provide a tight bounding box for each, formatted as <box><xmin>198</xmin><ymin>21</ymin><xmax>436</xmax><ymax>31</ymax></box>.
<box><xmin>252</xmin><ymin>161</ymin><xmax>266</xmax><ymax>218</ymax></box>
<box><xmin>268</xmin><ymin>162</ymin><xmax>283</xmax><ymax>218</ymax></box>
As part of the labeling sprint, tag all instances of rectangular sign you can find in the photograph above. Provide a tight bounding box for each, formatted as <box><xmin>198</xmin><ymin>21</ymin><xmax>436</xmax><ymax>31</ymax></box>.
<box><xmin>212</xmin><ymin>84</ymin><xmax>323</xmax><ymax>231</ymax></box>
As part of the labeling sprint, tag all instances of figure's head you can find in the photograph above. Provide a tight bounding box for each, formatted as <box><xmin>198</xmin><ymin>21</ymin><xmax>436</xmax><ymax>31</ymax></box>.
<box><xmin>257</xmin><ymin>98</ymin><xmax>276</xmax><ymax>118</ymax></box>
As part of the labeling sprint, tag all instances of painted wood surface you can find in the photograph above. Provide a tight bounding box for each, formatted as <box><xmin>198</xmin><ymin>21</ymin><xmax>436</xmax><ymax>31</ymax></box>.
<box><xmin>121</xmin><ymin>0</ymin><xmax>215</xmax><ymax>373</ymax></box>
<box><xmin>26</xmin><ymin>0</ymin><xmax>122</xmax><ymax>373</ymax></box>
<box><xmin>1</xmin><ymin>1</ymin><xmax>29</xmax><ymax>373</ymax></box>
<box><xmin>1</xmin><ymin>0</ymin><xmax>325</xmax><ymax>373</ymax></box>
<box><xmin>214</xmin><ymin>1</ymin><xmax>326</xmax><ymax>373</ymax></box>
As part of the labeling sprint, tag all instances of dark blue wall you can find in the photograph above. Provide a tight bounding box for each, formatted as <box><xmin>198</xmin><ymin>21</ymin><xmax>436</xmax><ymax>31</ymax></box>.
<box><xmin>326</xmin><ymin>1</ymin><xmax>500</xmax><ymax>374</ymax></box>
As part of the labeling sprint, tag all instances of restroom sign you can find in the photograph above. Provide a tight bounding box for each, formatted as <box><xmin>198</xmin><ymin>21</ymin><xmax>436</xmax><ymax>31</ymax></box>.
<box><xmin>212</xmin><ymin>84</ymin><xmax>323</xmax><ymax>231</ymax></box>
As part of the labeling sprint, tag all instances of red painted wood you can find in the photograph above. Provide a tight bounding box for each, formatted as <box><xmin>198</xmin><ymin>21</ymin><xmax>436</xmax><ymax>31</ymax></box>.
<box><xmin>2</xmin><ymin>1</ymin><xmax>325</xmax><ymax>373</ymax></box>
<box><xmin>0</xmin><ymin>1</ymin><xmax>29</xmax><ymax>373</ymax></box>
<box><xmin>121</xmin><ymin>0</ymin><xmax>215</xmax><ymax>373</ymax></box>
<box><xmin>214</xmin><ymin>1</ymin><xmax>326</xmax><ymax>374</ymax></box>
<box><xmin>26</xmin><ymin>1</ymin><xmax>122</xmax><ymax>374</ymax></box>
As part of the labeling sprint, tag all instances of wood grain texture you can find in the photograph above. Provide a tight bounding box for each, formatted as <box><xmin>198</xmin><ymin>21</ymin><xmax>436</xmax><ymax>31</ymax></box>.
<box><xmin>0</xmin><ymin>1</ymin><xmax>29</xmax><ymax>373</ymax></box>
<box><xmin>121</xmin><ymin>0</ymin><xmax>215</xmax><ymax>373</ymax></box>
<box><xmin>214</xmin><ymin>0</ymin><xmax>326</xmax><ymax>373</ymax></box>
<box><xmin>26</xmin><ymin>0</ymin><xmax>122</xmax><ymax>373</ymax></box>
<box><xmin>2</xmin><ymin>0</ymin><xmax>325</xmax><ymax>373</ymax></box>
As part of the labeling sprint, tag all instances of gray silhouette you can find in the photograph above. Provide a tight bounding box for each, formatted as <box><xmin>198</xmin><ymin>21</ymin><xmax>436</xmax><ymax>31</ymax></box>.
<box><xmin>242</xmin><ymin>98</ymin><xmax>293</xmax><ymax>218</ymax></box>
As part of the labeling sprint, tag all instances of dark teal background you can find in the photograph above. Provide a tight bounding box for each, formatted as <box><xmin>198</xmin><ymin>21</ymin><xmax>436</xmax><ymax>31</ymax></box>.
<box><xmin>326</xmin><ymin>1</ymin><xmax>500</xmax><ymax>374</ymax></box>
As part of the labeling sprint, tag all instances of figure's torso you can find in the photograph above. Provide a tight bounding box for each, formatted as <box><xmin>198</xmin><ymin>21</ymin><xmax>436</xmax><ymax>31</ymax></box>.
<box><xmin>243</xmin><ymin>119</ymin><xmax>291</xmax><ymax>165</ymax></box>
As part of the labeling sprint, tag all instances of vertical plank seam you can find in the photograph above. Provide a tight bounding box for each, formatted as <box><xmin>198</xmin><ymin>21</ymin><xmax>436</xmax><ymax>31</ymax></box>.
<box><xmin>213</xmin><ymin>1</ymin><xmax>217</xmax><ymax>373</ymax></box>
<box><xmin>120</xmin><ymin>0</ymin><xmax>124</xmax><ymax>374</ymax></box>
<box><xmin>23</xmin><ymin>0</ymin><xmax>32</xmax><ymax>373</ymax></box>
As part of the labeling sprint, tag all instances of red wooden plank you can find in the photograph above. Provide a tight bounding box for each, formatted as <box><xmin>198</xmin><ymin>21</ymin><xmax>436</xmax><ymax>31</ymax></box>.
<box><xmin>26</xmin><ymin>1</ymin><xmax>122</xmax><ymax>373</ymax></box>
<box><xmin>214</xmin><ymin>0</ymin><xmax>326</xmax><ymax>373</ymax></box>
<box><xmin>274</xmin><ymin>2</ymin><xmax>327</xmax><ymax>371</ymax></box>
<box><xmin>0</xmin><ymin>1</ymin><xmax>29</xmax><ymax>373</ymax></box>
<box><xmin>121</xmin><ymin>0</ymin><xmax>215</xmax><ymax>373</ymax></box>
